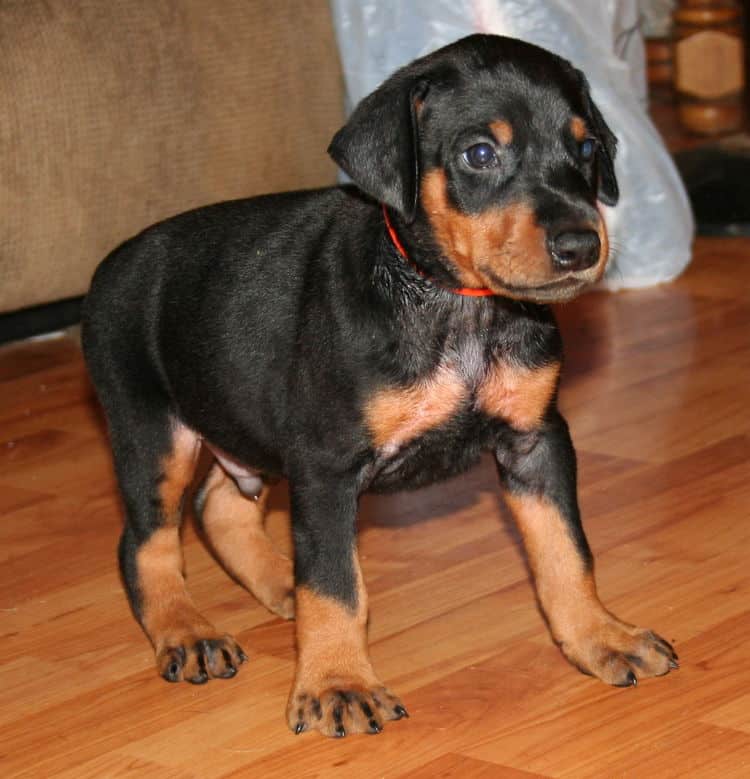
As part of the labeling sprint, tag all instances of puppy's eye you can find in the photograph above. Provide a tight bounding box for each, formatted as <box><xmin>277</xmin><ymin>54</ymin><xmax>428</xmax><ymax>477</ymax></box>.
<box><xmin>580</xmin><ymin>138</ymin><xmax>596</xmax><ymax>161</ymax></box>
<box><xmin>463</xmin><ymin>143</ymin><xmax>498</xmax><ymax>169</ymax></box>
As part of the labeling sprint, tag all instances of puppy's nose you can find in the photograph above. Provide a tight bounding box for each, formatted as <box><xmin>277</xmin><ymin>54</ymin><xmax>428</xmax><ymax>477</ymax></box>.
<box><xmin>549</xmin><ymin>230</ymin><xmax>600</xmax><ymax>272</ymax></box>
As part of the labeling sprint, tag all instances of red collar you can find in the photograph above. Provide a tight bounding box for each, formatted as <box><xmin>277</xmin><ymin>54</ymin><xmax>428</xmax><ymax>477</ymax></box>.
<box><xmin>382</xmin><ymin>205</ymin><xmax>495</xmax><ymax>298</ymax></box>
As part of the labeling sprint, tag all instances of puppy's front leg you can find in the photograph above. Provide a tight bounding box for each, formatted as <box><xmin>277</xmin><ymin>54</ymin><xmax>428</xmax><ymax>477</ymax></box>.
<box><xmin>496</xmin><ymin>413</ymin><xmax>678</xmax><ymax>686</ymax></box>
<box><xmin>287</xmin><ymin>473</ymin><xmax>407</xmax><ymax>737</ymax></box>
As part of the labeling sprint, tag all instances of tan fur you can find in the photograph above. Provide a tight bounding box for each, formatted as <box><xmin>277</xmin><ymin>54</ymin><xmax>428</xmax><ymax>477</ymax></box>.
<box><xmin>199</xmin><ymin>463</ymin><xmax>294</xmax><ymax>619</ymax></box>
<box><xmin>594</xmin><ymin>205</ymin><xmax>609</xmax><ymax>279</ymax></box>
<box><xmin>570</xmin><ymin>115</ymin><xmax>588</xmax><ymax>141</ymax></box>
<box><xmin>421</xmin><ymin>169</ymin><xmax>550</xmax><ymax>291</ymax></box>
<box><xmin>490</xmin><ymin>119</ymin><xmax>513</xmax><ymax>145</ymax></box>
<box><xmin>158</xmin><ymin>424</ymin><xmax>201</xmax><ymax>523</ymax></box>
<box><xmin>294</xmin><ymin>557</ymin><xmax>374</xmax><ymax>687</ymax></box>
<box><xmin>365</xmin><ymin>361</ymin><xmax>466</xmax><ymax>450</ymax></box>
<box><xmin>477</xmin><ymin>361</ymin><xmax>560</xmax><ymax>430</ymax></box>
<box><xmin>136</xmin><ymin>526</ymin><xmax>217</xmax><ymax>653</ymax></box>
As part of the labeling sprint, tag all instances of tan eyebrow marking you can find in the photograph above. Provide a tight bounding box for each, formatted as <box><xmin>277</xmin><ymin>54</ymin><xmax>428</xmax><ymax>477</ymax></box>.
<box><xmin>570</xmin><ymin>116</ymin><xmax>588</xmax><ymax>141</ymax></box>
<box><xmin>490</xmin><ymin>119</ymin><xmax>513</xmax><ymax>145</ymax></box>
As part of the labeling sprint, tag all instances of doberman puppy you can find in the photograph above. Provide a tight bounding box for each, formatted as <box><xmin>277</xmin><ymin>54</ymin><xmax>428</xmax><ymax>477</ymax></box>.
<box><xmin>83</xmin><ymin>34</ymin><xmax>677</xmax><ymax>738</ymax></box>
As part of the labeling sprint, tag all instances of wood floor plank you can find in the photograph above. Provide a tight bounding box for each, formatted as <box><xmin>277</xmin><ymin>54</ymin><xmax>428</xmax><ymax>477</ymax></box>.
<box><xmin>402</xmin><ymin>752</ymin><xmax>546</xmax><ymax>778</ymax></box>
<box><xmin>462</xmin><ymin>611</ymin><xmax>750</xmax><ymax>777</ymax></box>
<box><xmin>702</xmin><ymin>691</ymin><xmax>750</xmax><ymax>734</ymax></box>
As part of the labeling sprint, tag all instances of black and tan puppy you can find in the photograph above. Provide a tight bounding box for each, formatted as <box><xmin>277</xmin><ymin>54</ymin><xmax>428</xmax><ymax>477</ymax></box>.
<box><xmin>83</xmin><ymin>34</ymin><xmax>677</xmax><ymax>738</ymax></box>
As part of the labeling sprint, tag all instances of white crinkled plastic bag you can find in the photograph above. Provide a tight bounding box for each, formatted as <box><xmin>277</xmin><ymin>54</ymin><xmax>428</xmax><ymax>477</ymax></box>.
<box><xmin>329</xmin><ymin>0</ymin><xmax>694</xmax><ymax>289</ymax></box>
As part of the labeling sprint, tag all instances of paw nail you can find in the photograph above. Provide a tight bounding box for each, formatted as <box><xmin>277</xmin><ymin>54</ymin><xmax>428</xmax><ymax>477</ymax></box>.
<box><xmin>628</xmin><ymin>671</ymin><xmax>637</xmax><ymax>687</ymax></box>
<box><xmin>335</xmin><ymin>725</ymin><xmax>346</xmax><ymax>738</ymax></box>
<box><xmin>238</xmin><ymin>649</ymin><xmax>249</xmax><ymax>663</ymax></box>
<box><xmin>166</xmin><ymin>662</ymin><xmax>181</xmax><ymax>681</ymax></box>
<box><xmin>295</xmin><ymin>722</ymin><xmax>306</xmax><ymax>735</ymax></box>
<box><xmin>669</xmin><ymin>659</ymin><xmax>680</xmax><ymax>670</ymax></box>
<box><xmin>394</xmin><ymin>705</ymin><xmax>409</xmax><ymax>719</ymax></box>
<box><xmin>368</xmin><ymin>719</ymin><xmax>382</xmax><ymax>733</ymax></box>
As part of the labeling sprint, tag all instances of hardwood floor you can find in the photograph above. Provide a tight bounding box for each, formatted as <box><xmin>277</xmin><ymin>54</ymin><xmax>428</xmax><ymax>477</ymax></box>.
<box><xmin>1</xmin><ymin>237</ymin><xmax>749</xmax><ymax>777</ymax></box>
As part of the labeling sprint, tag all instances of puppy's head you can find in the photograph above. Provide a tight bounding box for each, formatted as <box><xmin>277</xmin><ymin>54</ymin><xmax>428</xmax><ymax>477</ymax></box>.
<box><xmin>329</xmin><ymin>34</ymin><xmax>618</xmax><ymax>303</ymax></box>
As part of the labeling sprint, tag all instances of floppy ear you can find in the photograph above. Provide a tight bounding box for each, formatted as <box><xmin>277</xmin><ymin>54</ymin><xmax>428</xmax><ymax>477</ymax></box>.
<box><xmin>588</xmin><ymin>98</ymin><xmax>619</xmax><ymax>206</ymax></box>
<box><xmin>328</xmin><ymin>76</ymin><xmax>427</xmax><ymax>222</ymax></box>
<box><xmin>577</xmin><ymin>72</ymin><xmax>619</xmax><ymax>206</ymax></box>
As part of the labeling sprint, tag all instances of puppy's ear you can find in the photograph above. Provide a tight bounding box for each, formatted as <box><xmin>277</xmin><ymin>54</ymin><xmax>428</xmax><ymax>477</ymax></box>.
<box><xmin>329</xmin><ymin>76</ymin><xmax>428</xmax><ymax>222</ymax></box>
<box><xmin>588</xmin><ymin>100</ymin><xmax>619</xmax><ymax>206</ymax></box>
<box><xmin>578</xmin><ymin>73</ymin><xmax>619</xmax><ymax>206</ymax></box>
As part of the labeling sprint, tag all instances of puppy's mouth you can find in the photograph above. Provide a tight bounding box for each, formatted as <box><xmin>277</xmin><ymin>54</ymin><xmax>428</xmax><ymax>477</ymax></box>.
<box><xmin>505</xmin><ymin>277</ymin><xmax>588</xmax><ymax>303</ymax></box>
<box><xmin>478</xmin><ymin>270</ymin><xmax>595</xmax><ymax>304</ymax></box>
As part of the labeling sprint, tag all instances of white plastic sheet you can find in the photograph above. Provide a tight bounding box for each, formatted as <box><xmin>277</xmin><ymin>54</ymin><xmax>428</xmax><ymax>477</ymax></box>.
<box><xmin>330</xmin><ymin>0</ymin><xmax>693</xmax><ymax>288</ymax></box>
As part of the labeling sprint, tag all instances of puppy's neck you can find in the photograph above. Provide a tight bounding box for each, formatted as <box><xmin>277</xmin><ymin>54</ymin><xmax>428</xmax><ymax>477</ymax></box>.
<box><xmin>382</xmin><ymin>205</ymin><xmax>495</xmax><ymax>298</ymax></box>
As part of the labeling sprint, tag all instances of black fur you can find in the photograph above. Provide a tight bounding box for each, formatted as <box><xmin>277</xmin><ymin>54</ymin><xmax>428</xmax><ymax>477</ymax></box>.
<box><xmin>83</xmin><ymin>35</ymin><xmax>616</xmax><ymax>626</ymax></box>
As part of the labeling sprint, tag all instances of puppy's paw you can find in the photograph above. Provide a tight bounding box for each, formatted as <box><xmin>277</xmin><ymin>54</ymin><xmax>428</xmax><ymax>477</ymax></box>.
<box><xmin>287</xmin><ymin>681</ymin><xmax>407</xmax><ymax>737</ymax></box>
<box><xmin>561</xmin><ymin>617</ymin><xmax>678</xmax><ymax>687</ymax></box>
<box><xmin>157</xmin><ymin>635</ymin><xmax>248</xmax><ymax>683</ymax></box>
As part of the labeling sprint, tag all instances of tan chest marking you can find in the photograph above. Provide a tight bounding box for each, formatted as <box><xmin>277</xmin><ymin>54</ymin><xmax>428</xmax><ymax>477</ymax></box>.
<box><xmin>364</xmin><ymin>363</ymin><xmax>467</xmax><ymax>450</ymax></box>
<box><xmin>477</xmin><ymin>361</ymin><xmax>560</xmax><ymax>431</ymax></box>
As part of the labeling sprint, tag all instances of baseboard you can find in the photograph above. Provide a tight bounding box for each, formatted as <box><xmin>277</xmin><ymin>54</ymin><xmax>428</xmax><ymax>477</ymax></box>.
<box><xmin>0</xmin><ymin>297</ymin><xmax>83</xmax><ymax>346</ymax></box>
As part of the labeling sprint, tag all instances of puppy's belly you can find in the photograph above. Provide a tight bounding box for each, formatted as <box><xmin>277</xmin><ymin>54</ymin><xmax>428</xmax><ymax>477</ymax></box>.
<box><xmin>204</xmin><ymin>442</ymin><xmax>264</xmax><ymax>498</ymax></box>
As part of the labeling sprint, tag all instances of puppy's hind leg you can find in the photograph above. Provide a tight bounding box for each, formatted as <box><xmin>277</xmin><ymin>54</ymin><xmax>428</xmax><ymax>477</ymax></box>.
<box><xmin>113</xmin><ymin>416</ymin><xmax>247</xmax><ymax>683</ymax></box>
<box><xmin>195</xmin><ymin>462</ymin><xmax>295</xmax><ymax>620</ymax></box>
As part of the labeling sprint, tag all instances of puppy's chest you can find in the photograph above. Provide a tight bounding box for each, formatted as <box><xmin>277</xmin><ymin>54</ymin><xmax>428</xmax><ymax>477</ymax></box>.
<box><xmin>364</xmin><ymin>350</ymin><xmax>559</xmax><ymax>456</ymax></box>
